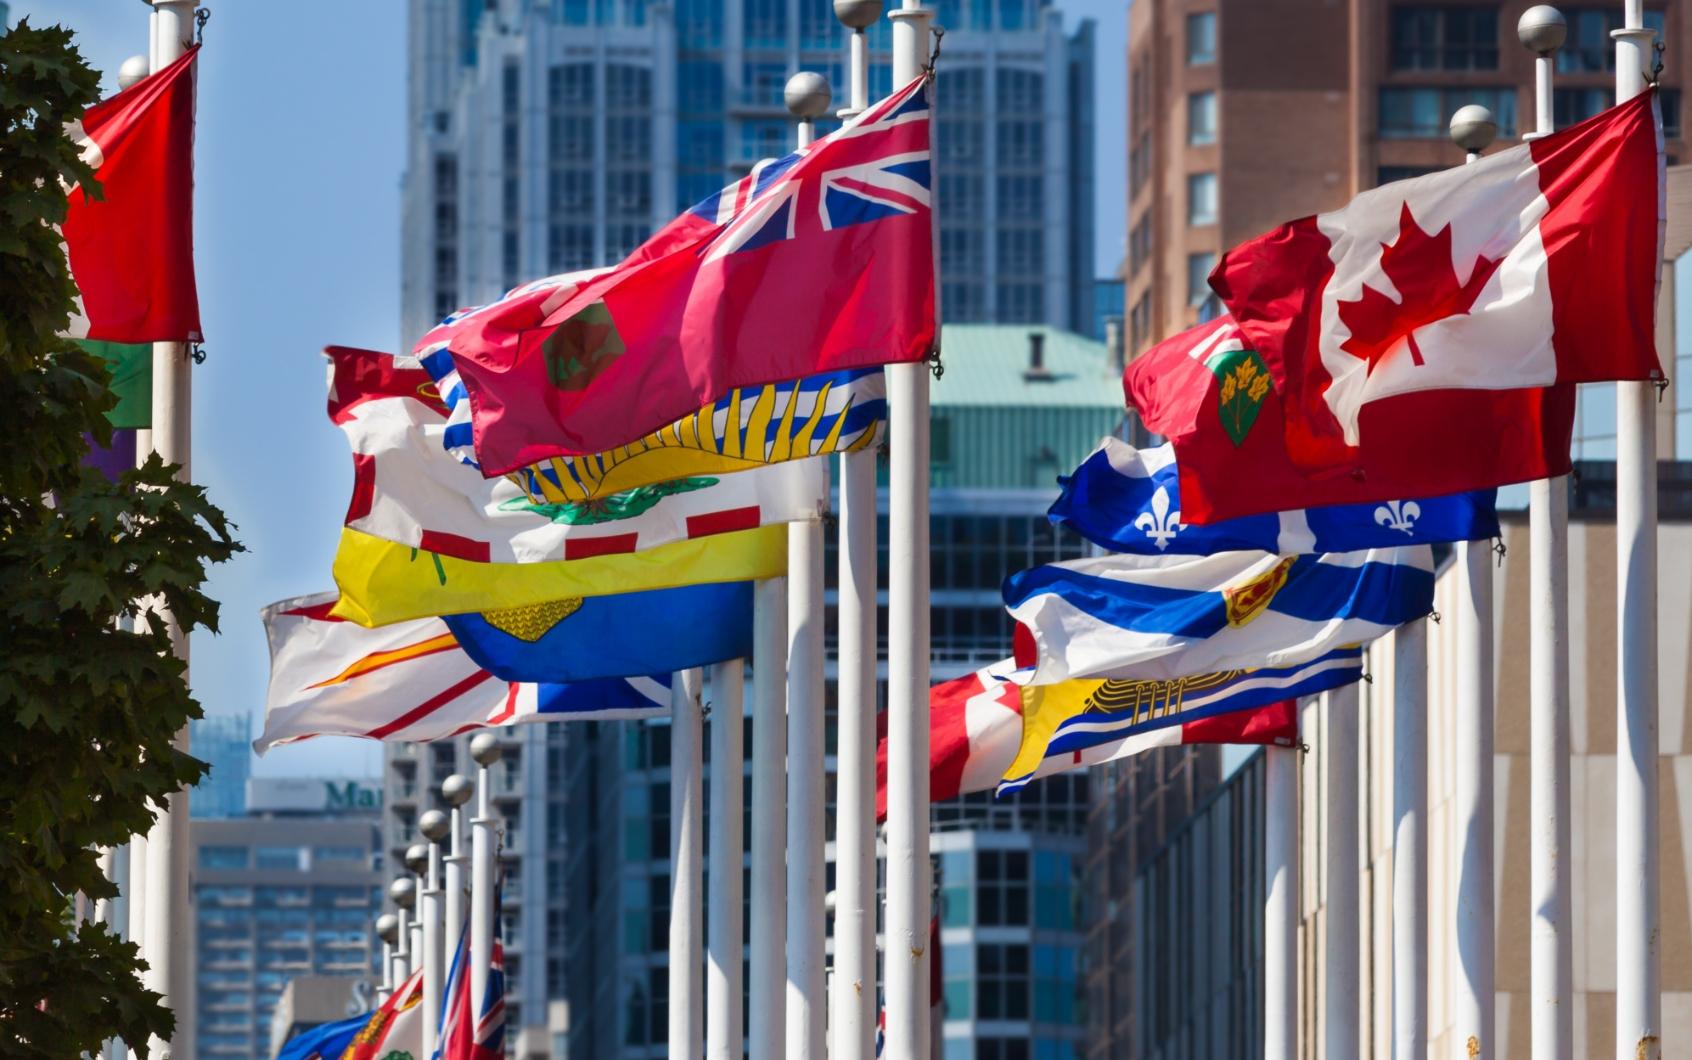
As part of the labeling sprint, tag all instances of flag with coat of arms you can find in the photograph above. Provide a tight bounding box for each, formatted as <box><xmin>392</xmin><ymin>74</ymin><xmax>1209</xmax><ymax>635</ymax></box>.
<box><xmin>428</xmin><ymin>74</ymin><xmax>935</xmax><ymax>473</ymax></box>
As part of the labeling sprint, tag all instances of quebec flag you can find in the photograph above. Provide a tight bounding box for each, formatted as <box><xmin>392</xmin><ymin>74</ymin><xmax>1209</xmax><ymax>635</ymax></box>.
<box><xmin>1006</xmin><ymin>546</ymin><xmax>1434</xmax><ymax>685</ymax></box>
<box><xmin>1050</xmin><ymin>438</ymin><xmax>1498</xmax><ymax>556</ymax></box>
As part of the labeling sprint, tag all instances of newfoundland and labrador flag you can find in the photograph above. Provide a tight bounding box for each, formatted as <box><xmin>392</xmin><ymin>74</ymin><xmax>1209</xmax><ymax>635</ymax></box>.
<box><xmin>64</xmin><ymin>47</ymin><xmax>202</xmax><ymax>343</ymax></box>
<box><xmin>1050</xmin><ymin>437</ymin><xmax>1498</xmax><ymax>554</ymax></box>
<box><xmin>255</xmin><ymin>591</ymin><xmax>667</xmax><ymax>753</ymax></box>
<box><xmin>1006</xmin><ymin>546</ymin><xmax>1433</xmax><ymax>685</ymax></box>
<box><xmin>429</xmin><ymin>75</ymin><xmax>934</xmax><ymax>473</ymax></box>
<box><xmin>442</xmin><ymin>582</ymin><xmax>754</xmax><ymax>684</ymax></box>
<box><xmin>1210</xmin><ymin>91</ymin><xmax>1660</xmax><ymax>474</ymax></box>
<box><xmin>1125</xmin><ymin>314</ymin><xmax>1576</xmax><ymax>524</ymax></box>
<box><xmin>873</xmin><ymin>662</ymin><xmax>1302</xmax><ymax>817</ymax></box>
<box><xmin>423</xmin><ymin>336</ymin><xmax>884</xmax><ymax>494</ymax></box>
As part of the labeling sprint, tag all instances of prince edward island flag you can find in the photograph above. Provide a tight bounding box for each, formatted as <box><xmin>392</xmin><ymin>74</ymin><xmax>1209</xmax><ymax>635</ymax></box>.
<box><xmin>1007</xmin><ymin>546</ymin><xmax>1433</xmax><ymax>685</ymax></box>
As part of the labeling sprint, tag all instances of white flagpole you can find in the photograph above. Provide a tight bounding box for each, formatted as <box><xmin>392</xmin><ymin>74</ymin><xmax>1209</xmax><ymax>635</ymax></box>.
<box><xmin>376</xmin><ymin>913</ymin><xmax>398</xmax><ymax>1004</ymax></box>
<box><xmin>829</xmin><ymin>10</ymin><xmax>881</xmax><ymax>1058</ymax></box>
<box><xmin>418</xmin><ymin>812</ymin><xmax>449</xmax><ymax>1059</ymax></box>
<box><xmin>670</xmin><ymin>669</ymin><xmax>706</xmax><ymax>1059</ymax></box>
<box><xmin>389</xmin><ymin>876</ymin><xmax>416</xmax><ymax>983</ymax></box>
<box><xmin>1325</xmin><ymin>683</ymin><xmax>1361</xmax><ymax>1056</ymax></box>
<box><xmin>141</xmin><ymin>4</ymin><xmax>198</xmax><ymax>1055</ymax></box>
<box><xmin>441</xmin><ymin>774</ymin><xmax>474</xmax><ymax>967</ymax></box>
<box><xmin>707</xmin><ymin>660</ymin><xmax>746</xmax><ymax>1060</ymax></box>
<box><xmin>749</xmin><ymin>579</ymin><xmax>788</xmax><ymax>1060</ymax></box>
<box><xmin>783</xmin><ymin>76</ymin><xmax>832</xmax><ymax>1060</ymax></box>
<box><xmin>404</xmin><ymin>842</ymin><xmax>428</xmax><ymax>999</ymax></box>
<box><xmin>885</xmin><ymin>1</ymin><xmax>935</xmax><ymax>1054</ymax></box>
<box><xmin>1447</xmin><ymin>103</ymin><xmax>1499</xmax><ymax>1057</ymax></box>
<box><xmin>1264</xmin><ymin>743</ymin><xmax>1298</xmax><ymax>1060</ymax></box>
<box><xmin>468</xmin><ymin>734</ymin><xmax>503</xmax><ymax>1022</ymax></box>
<box><xmin>1392</xmin><ymin>619</ymin><xmax>1429</xmax><ymax>1059</ymax></box>
<box><xmin>1514</xmin><ymin>12</ymin><xmax>1575</xmax><ymax>1055</ymax></box>
<box><xmin>1614</xmin><ymin>1</ymin><xmax>1662</xmax><ymax>1053</ymax></box>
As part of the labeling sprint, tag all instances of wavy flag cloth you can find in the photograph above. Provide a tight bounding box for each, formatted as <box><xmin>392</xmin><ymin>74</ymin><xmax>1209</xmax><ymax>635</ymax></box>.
<box><xmin>275</xmin><ymin>1011</ymin><xmax>369</xmax><ymax>1060</ymax></box>
<box><xmin>1005</xmin><ymin>546</ymin><xmax>1434</xmax><ymax>685</ymax></box>
<box><xmin>1125</xmin><ymin>314</ymin><xmax>1575</xmax><ymax>524</ymax></box>
<box><xmin>254</xmin><ymin>591</ymin><xmax>667</xmax><ymax>754</ymax></box>
<box><xmin>872</xmin><ymin>661</ymin><xmax>1301</xmax><ymax>818</ymax></box>
<box><xmin>64</xmin><ymin>47</ymin><xmax>201</xmax><ymax>342</ymax></box>
<box><xmin>436</xmin><ymin>890</ymin><xmax>506</xmax><ymax>1059</ymax></box>
<box><xmin>443</xmin><ymin>581</ymin><xmax>752</xmax><ymax>684</ymax></box>
<box><xmin>998</xmin><ymin>649</ymin><xmax>1359</xmax><ymax>794</ymax></box>
<box><xmin>330</xmin><ymin>523</ymin><xmax>785</xmax><ymax>627</ymax></box>
<box><xmin>1050</xmin><ymin>437</ymin><xmax>1498</xmax><ymax>555</ymax></box>
<box><xmin>423</xmin><ymin>343</ymin><xmax>884</xmax><ymax>493</ymax></box>
<box><xmin>341</xmin><ymin>969</ymin><xmax>424</xmax><ymax>1060</ymax></box>
<box><xmin>326</xmin><ymin>345</ymin><xmax>826</xmax><ymax>564</ymax></box>
<box><xmin>1209</xmin><ymin>91</ymin><xmax>1660</xmax><ymax>474</ymax></box>
<box><xmin>426</xmin><ymin>75</ymin><xmax>935</xmax><ymax>473</ymax></box>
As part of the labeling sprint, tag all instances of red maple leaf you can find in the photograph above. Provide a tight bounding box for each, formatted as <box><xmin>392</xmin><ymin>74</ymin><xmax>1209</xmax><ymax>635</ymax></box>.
<box><xmin>1337</xmin><ymin>202</ymin><xmax>1503</xmax><ymax>373</ymax></box>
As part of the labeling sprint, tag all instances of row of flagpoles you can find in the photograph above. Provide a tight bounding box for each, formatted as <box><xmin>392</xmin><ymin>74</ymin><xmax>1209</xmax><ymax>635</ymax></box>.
<box><xmin>70</xmin><ymin>2</ymin><xmax>1665</xmax><ymax>1059</ymax></box>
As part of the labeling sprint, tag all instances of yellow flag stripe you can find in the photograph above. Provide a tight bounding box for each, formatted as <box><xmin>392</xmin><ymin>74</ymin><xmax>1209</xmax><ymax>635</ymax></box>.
<box><xmin>329</xmin><ymin>524</ymin><xmax>788</xmax><ymax>628</ymax></box>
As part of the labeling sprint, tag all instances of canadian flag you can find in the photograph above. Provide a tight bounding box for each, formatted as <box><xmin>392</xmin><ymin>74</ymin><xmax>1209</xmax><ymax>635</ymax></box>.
<box><xmin>63</xmin><ymin>47</ymin><xmax>201</xmax><ymax>343</ymax></box>
<box><xmin>872</xmin><ymin>662</ymin><xmax>1297</xmax><ymax>818</ymax></box>
<box><xmin>1212</xmin><ymin>91</ymin><xmax>1661</xmax><ymax>471</ymax></box>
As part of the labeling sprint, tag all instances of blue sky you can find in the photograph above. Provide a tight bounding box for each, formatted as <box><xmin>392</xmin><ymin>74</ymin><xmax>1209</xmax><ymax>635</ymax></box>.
<box><xmin>23</xmin><ymin>0</ymin><xmax>1125</xmax><ymax>781</ymax></box>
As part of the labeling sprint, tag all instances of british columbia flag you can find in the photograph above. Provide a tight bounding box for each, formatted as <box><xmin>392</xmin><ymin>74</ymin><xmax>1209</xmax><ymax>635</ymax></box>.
<box><xmin>434</xmin><ymin>74</ymin><xmax>936</xmax><ymax>475</ymax></box>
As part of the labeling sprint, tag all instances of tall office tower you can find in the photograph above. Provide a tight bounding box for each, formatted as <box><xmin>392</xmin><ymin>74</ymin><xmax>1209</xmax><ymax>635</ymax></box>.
<box><xmin>191</xmin><ymin>713</ymin><xmax>254</xmax><ymax>819</ymax></box>
<box><xmin>400</xmin><ymin>0</ymin><xmax>1096</xmax><ymax>346</ymax></box>
<box><xmin>193</xmin><ymin>778</ymin><xmax>384</xmax><ymax>1060</ymax></box>
<box><xmin>1125</xmin><ymin>1</ymin><xmax>1686</xmax><ymax>358</ymax></box>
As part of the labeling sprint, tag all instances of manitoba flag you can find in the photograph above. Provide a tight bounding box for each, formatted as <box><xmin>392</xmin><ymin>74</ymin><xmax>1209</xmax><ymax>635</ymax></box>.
<box><xmin>63</xmin><ymin>47</ymin><xmax>201</xmax><ymax>343</ymax></box>
<box><xmin>1211</xmin><ymin>90</ymin><xmax>1660</xmax><ymax>473</ymax></box>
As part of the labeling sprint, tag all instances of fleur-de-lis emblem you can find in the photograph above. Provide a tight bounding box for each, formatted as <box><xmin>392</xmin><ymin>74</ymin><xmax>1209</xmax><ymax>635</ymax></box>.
<box><xmin>1373</xmin><ymin>499</ymin><xmax>1422</xmax><ymax>534</ymax></box>
<box><xmin>1134</xmin><ymin>486</ymin><xmax>1183</xmax><ymax>550</ymax></box>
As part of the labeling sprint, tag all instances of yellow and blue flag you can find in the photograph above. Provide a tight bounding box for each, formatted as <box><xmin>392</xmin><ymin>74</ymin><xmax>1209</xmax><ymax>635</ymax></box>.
<box><xmin>276</xmin><ymin>1011</ymin><xmax>368</xmax><ymax>1060</ymax></box>
<box><xmin>442</xmin><ymin>582</ymin><xmax>754</xmax><ymax>683</ymax></box>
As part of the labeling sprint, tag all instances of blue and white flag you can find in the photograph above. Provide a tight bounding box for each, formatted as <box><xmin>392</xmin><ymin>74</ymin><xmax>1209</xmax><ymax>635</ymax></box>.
<box><xmin>1006</xmin><ymin>546</ymin><xmax>1434</xmax><ymax>684</ymax></box>
<box><xmin>1049</xmin><ymin>438</ymin><xmax>1498</xmax><ymax>555</ymax></box>
<box><xmin>443</xmin><ymin>582</ymin><xmax>753</xmax><ymax>684</ymax></box>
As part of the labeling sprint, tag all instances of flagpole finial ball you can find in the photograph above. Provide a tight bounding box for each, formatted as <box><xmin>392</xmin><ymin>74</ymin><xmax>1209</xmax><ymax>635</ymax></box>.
<box><xmin>785</xmin><ymin>71</ymin><xmax>834</xmax><ymax>120</ymax></box>
<box><xmin>834</xmin><ymin>0</ymin><xmax>884</xmax><ymax>30</ymax></box>
<box><xmin>469</xmin><ymin>733</ymin><xmax>503</xmax><ymax>767</ymax></box>
<box><xmin>420</xmin><ymin>809</ymin><xmax>451</xmax><ymax>842</ymax></box>
<box><xmin>1518</xmin><ymin>5</ymin><xmax>1567</xmax><ymax>55</ymax></box>
<box><xmin>404</xmin><ymin>843</ymin><xmax>429</xmax><ymax>874</ymax></box>
<box><xmin>389</xmin><ymin>877</ymin><xmax>417</xmax><ymax>909</ymax></box>
<box><xmin>376</xmin><ymin>913</ymin><xmax>399</xmax><ymax>944</ymax></box>
<box><xmin>442</xmin><ymin>773</ymin><xmax>474</xmax><ymax>807</ymax></box>
<box><xmin>1449</xmin><ymin>105</ymin><xmax>1498</xmax><ymax>152</ymax></box>
<box><xmin>117</xmin><ymin>55</ymin><xmax>150</xmax><ymax>90</ymax></box>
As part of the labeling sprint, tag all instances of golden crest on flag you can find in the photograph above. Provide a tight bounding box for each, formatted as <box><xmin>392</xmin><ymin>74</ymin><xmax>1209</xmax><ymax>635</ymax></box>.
<box><xmin>1223</xmin><ymin>556</ymin><xmax>1295</xmax><ymax>627</ymax></box>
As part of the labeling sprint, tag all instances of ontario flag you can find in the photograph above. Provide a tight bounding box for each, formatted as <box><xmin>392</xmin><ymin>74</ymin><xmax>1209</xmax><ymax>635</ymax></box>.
<box><xmin>435</xmin><ymin>896</ymin><xmax>506</xmax><ymax>1059</ymax></box>
<box><xmin>64</xmin><ymin>47</ymin><xmax>201</xmax><ymax>343</ymax></box>
<box><xmin>1210</xmin><ymin>90</ymin><xmax>1661</xmax><ymax>475</ymax></box>
<box><xmin>429</xmin><ymin>75</ymin><xmax>935</xmax><ymax>475</ymax></box>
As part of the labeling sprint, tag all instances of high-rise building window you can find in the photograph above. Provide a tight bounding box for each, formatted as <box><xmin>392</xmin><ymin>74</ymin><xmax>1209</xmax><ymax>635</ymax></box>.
<box><xmin>1390</xmin><ymin>6</ymin><xmax>1500</xmax><ymax>71</ymax></box>
<box><xmin>1187</xmin><ymin>252</ymin><xmax>1217</xmax><ymax>307</ymax></box>
<box><xmin>1186</xmin><ymin>12</ymin><xmax>1217</xmax><ymax>65</ymax></box>
<box><xmin>1187</xmin><ymin>90</ymin><xmax>1217</xmax><ymax>145</ymax></box>
<box><xmin>1379</xmin><ymin>86</ymin><xmax>1518</xmax><ymax>138</ymax></box>
<box><xmin>1187</xmin><ymin>172</ymin><xmax>1218</xmax><ymax>226</ymax></box>
<box><xmin>742</xmin><ymin>0</ymin><xmax>786</xmax><ymax>50</ymax></box>
<box><xmin>976</xmin><ymin>942</ymin><xmax>1031</xmax><ymax>1019</ymax></box>
<box><xmin>977</xmin><ymin>849</ymin><xmax>1030</xmax><ymax>925</ymax></box>
<box><xmin>1032</xmin><ymin>943</ymin><xmax>1078</xmax><ymax>1023</ymax></box>
<box><xmin>1557</xmin><ymin>8</ymin><xmax>1666</xmax><ymax>74</ymax></box>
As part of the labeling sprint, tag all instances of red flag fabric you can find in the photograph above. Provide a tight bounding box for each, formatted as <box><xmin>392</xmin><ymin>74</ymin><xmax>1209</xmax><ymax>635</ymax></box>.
<box><xmin>1209</xmin><ymin>91</ymin><xmax>1658</xmax><ymax>474</ymax></box>
<box><xmin>431</xmin><ymin>75</ymin><xmax>935</xmax><ymax>475</ymax></box>
<box><xmin>1125</xmin><ymin>315</ymin><xmax>1575</xmax><ymax>524</ymax></box>
<box><xmin>63</xmin><ymin>47</ymin><xmax>201</xmax><ymax>343</ymax></box>
<box><xmin>872</xmin><ymin>662</ymin><xmax>1298</xmax><ymax>820</ymax></box>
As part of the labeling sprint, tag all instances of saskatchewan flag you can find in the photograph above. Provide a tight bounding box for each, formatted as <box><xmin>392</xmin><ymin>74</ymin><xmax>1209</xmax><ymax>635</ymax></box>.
<box><xmin>81</xmin><ymin>341</ymin><xmax>151</xmax><ymax>429</ymax></box>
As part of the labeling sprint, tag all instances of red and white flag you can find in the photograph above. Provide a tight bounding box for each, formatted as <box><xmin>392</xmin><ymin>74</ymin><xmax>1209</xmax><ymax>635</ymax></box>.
<box><xmin>872</xmin><ymin>662</ymin><xmax>1298</xmax><ymax>818</ymax></box>
<box><xmin>64</xmin><ymin>47</ymin><xmax>201</xmax><ymax>343</ymax></box>
<box><xmin>1211</xmin><ymin>91</ymin><xmax>1661</xmax><ymax>472</ymax></box>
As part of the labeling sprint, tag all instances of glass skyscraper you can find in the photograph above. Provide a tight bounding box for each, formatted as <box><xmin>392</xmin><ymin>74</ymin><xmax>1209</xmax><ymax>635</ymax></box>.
<box><xmin>190</xmin><ymin>713</ymin><xmax>254</xmax><ymax>819</ymax></box>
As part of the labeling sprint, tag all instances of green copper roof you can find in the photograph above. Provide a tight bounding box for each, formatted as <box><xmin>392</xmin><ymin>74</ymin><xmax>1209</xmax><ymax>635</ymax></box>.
<box><xmin>932</xmin><ymin>324</ymin><xmax>1124</xmax><ymax>409</ymax></box>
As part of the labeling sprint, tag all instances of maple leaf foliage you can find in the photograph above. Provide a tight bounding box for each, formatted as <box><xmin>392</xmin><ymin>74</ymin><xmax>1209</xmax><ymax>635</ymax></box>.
<box><xmin>1337</xmin><ymin>202</ymin><xmax>1503</xmax><ymax>373</ymax></box>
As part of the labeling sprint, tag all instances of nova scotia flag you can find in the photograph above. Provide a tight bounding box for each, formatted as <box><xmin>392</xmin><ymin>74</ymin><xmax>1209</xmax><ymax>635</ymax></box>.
<box><xmin>1050</xmin><ymin>438</ymin><xmax>1498</xmax><ymax>556</ymax></box>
